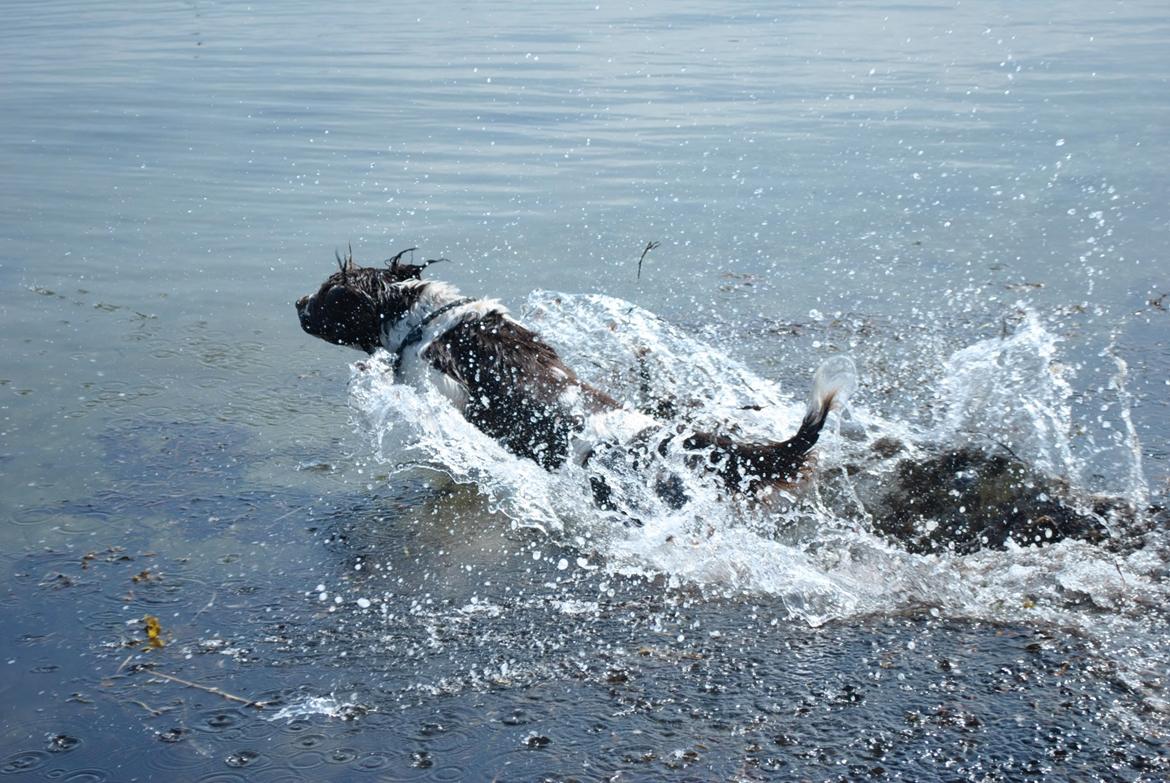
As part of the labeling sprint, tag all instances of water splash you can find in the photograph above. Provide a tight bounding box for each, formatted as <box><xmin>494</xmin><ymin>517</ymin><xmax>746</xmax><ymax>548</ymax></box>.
<box><xmin>347</xmin><ymin>292</ymin><xmax>1162</xmax><ymax>644</ymax></box>
<box><xmin>931</xmin><ymin>310</ymin><xmax>1079</xmax><ymax>479</ymax></box>
<box><xmin>268</xmin><ymin>694</ymin><xmax>371</xmax><ymax>722</ymax></box>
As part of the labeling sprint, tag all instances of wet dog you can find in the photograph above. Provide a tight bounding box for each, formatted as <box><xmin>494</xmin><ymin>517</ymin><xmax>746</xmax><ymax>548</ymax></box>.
<box><xmin>296</xmin><ymin>249</ymin><xmax>851</xmax><ymax>508</ymax></box>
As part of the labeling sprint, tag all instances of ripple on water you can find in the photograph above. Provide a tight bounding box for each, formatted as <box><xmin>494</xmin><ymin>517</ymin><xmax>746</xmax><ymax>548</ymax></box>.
<box><xmin>349</xmin><ymin>751</ymin><xmax>394</xmax><ymax>772</ymax></box>
<box><xmin>81</xmin><ymin>607</ymin><xmax>138</xmax><ymax>637</ymax></box>
<box><xmin>240</xmin><ymin>771</ymin><xmax>309</xmax><ymax>783</ymax></box>
<box><xmin>59</xmin><ymin>771</ymin><xmax>108</xmax><ymax>783</ymax></box>
<box><xmin>192</xmin><ymin>774</ymin><xmax>248</xmax><ymax>783</ymax></box>
<box><xmin>290</xmin><ymin>733</ymin><xmax>326</xmax><ymax>750</ymax></box>
<box><xmin>326</xmin><ymin>747</ymin><xmax>359</xmax><ymax>765</ymax></box>
<box><xmin>286</xmin><ymin>751</ymin><xmax>325</xmax><ymax>771</ymax></box>
<box><xmin>224</xmin><ymin>750</ymin><xmax>261</xmax><ymax>769</ymax></box>
<box><xmin>119</xmin><ymin>575</ymin><xmax>210</xmax><ymax>608</ymax></box>
<box><xmin>155</xmin><ymin>728</ymin><xmax>185</xmax><ymax>744</ymax></box>
<box><xmin>46</xmin><ymin>735</ymin><xmax>81</xmax><ymax>753</ymax></box>
<box><xmin>190</xmin><ymin>707</ymin><xmax>252</xmax><ymax>742</ymax></box>
<box><xmin>12</xmin><ymin>509</ymin><xmax>97</xmax><ymax>529</ymax></box>
<box><xmin>0</xmin><ymin>751</ymin><xmax>50</xmax><ymax>776</ymax></box>
<box><xmin>499</xmin><ymin>708</ymin><xmax>534</xmax><ymax>726</ymax></box>
<box><xmin>138</xmin><ymin>730</ymin><xmax>215</xmax><ymax>777</ymax></box>
<box><xmin>406</xmin><ymin>706</ymin><xmax>480</xmax><ymax>754</ymax></box>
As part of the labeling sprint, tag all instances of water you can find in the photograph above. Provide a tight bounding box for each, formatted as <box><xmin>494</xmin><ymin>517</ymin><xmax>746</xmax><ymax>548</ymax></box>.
<box><xmin>2</xmin><ymin>1</ymin><xmax>1168</xmax><ymax>779</ymax></box>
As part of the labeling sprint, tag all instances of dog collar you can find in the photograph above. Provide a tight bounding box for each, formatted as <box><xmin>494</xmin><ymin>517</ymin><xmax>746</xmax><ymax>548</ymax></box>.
<box><xmin>391</xmin><ymin>297</ymin><xmax>475</xmax><ymax>372</ymax></box>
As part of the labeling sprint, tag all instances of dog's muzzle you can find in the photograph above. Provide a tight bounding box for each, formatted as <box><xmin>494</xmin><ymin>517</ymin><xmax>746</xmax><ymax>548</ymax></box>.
<box><xmin>295</xmin><ymin>296</ymin><xmax>313</xmax><ymax>332</ymax></box>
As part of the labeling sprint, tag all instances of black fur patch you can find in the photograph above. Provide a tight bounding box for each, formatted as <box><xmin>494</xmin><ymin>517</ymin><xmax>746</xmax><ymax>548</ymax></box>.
<box><xmin>296</xmin><ymin>255</ymin><xmax>831</xmax><ymax>500</ymax></box>
<box><xmin>423</xmin><ymin>311</ymin><xmax>616</xmax><ymax>470</ymax></box>
<box><xmin>296</xmin><ymin>264</ymin><xmax>426</xmax><ymax>352</ymax></box>
<box><xmin>651</xmin><ymin>396</ymin><xmax>834</xmax><ymax>493</ymax></box>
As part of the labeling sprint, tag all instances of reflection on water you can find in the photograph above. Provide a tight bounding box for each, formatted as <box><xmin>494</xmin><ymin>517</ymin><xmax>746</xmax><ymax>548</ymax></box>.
<box><xmin>1</xmin><ymin>0</ymin><xmax>1168</xmax><ymax>779</ymax></box>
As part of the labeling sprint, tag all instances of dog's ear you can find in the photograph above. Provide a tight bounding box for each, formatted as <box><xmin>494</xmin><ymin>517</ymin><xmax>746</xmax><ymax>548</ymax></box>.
<box><xmin>335</xmin><ymin>244</ymin><xmax>358</xmax><ymax>282</ymax></box>
<box><xmin>386</xmin><ymin>247</ymin><xmax>416</xmax><ymax>272</ymax></box>
<box><xmin>383</xmin><ymin>264</ymin><xmax>423</xmax><ymax>283</ymax></box>
<box><xmin>384</xmin><ymin>247</ymin><xmax>428</xmax><ymax>282</ymax></box>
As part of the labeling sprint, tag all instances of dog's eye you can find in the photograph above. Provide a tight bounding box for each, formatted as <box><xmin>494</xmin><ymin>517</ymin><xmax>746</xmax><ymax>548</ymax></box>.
<box><xmin>323</xmin><ymin>286</ymin><xmax>373</xmax><ymax>315</ymax></box>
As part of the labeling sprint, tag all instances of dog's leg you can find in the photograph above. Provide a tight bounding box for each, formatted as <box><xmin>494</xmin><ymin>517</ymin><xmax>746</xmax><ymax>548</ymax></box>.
<box><xmin>587</xmin><ymin>473</ymin><xmax>646</xmax><ymax>526</ymax></box>
<box><xmin>589</xmin><ymin>474</ymin><xmax>617</xmax><ymax>510</ymax></box>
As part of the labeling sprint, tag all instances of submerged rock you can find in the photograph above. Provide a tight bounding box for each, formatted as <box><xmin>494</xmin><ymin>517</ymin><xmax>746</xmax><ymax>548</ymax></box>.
<box><xmin>858</xmin><ymin>447</ymin><xmax>1118</xmax><ymax>555</ymax></box>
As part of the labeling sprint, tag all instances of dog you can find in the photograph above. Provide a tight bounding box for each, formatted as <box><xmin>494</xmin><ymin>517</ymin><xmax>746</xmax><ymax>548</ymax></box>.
<box><xmin>296</xmin><ymin>248</ymin><xmax>850</xmax><ymax>510</ymax></box>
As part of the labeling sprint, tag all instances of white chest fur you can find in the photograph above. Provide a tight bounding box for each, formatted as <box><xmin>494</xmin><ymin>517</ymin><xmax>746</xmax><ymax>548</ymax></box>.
<box><xmin>381</xmin><ymin>281</ymin><xmax>507</xmax><ymax>412</ymax></box>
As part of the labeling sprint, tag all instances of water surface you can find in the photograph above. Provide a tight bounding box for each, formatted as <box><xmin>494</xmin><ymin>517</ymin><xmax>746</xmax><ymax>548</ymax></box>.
<box><xmin>1</xmin><ymin>1</ymin><xmax>1168</xmax><ymax>780</ymax></box>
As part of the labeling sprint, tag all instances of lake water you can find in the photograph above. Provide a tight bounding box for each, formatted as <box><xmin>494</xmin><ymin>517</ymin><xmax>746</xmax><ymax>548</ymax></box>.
<box><xmin>2</xmin><ymin>1</ymin><xmax>1168</xmax><ymax>780</ymax></box>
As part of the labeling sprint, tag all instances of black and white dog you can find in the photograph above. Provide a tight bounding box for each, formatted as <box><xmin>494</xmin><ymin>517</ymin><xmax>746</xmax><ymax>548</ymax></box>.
<box><xmin>296</xmin><ymin>249</ymin><xmax>848</xmax><ymax>507</ymax></box>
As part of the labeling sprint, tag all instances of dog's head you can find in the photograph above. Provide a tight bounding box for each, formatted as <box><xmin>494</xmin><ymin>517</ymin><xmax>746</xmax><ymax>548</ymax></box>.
<box><xmin>295</xmin><ymin>247</ymin><xmax>433</xmax><ymax>353</ymax></box>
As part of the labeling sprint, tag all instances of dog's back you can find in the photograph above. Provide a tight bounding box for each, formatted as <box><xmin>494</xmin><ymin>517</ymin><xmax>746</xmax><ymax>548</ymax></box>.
<box><xmin>423</xmin><ymin>309</ymin><xmax>620</xmax><ymax>470</ymax></box>
<box><xmin>296</xmin><ymin>250</ymin><xmax>854</xmax><ymax>503</ymax></box>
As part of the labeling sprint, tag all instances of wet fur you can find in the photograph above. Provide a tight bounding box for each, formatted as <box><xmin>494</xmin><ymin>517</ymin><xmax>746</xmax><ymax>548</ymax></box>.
<box><xmin>296</xmin><ymin>252</ymin><xmax>835</xmax><ymax>500</ymax></box>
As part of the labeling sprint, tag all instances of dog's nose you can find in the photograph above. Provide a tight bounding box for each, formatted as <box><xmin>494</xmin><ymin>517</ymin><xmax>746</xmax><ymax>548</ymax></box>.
<box><xmin>296</xmin><ymin>295</ymin><xmax>308</xmax><ymax>309</ymax></box>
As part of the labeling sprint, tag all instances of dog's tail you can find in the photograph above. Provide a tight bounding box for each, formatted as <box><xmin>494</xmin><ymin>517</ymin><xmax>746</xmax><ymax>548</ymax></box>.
<box><xmin>784</xmin><ymin>355</ymin><xmax>858</xmax><ymax>461</ymax></box>
<box><xmin>678</xmin><ymin>356</ymin><xmax>856</xmax><ymax>490</ymax></box>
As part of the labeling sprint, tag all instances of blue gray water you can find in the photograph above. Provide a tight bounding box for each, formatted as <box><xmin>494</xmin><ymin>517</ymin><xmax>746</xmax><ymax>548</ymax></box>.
<box><xmin>2</xmin><ymin>1</ymin><xmax>1168</xmax><ymax>780</ymax></box>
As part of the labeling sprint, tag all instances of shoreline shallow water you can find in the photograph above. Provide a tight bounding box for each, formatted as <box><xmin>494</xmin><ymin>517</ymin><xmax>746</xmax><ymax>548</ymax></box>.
<box><xmin>6</xmin><ymin>464</ymin><xmax>1168</xmax><ymax>780</ymax></box>
<box><xmin>3</xmin><ymin>0</ymin><xmax>1168</xmax><ymax>779</ymax></box>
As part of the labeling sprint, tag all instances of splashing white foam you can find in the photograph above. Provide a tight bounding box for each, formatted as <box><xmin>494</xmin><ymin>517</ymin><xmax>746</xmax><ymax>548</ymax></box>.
<box><xmin>268</xmin><ymin>694</ymin><xmax>369</xmax><ymax>722</ymax></box>
<box><xmin>932</xmin><ymin>309</ymin><xmax>1079</xmax><ymax>479</ymax></box>
<box><xmin>347</xmin><ymin>292</ymin><xmax>1160</xmax><ymax>641</ymax></box>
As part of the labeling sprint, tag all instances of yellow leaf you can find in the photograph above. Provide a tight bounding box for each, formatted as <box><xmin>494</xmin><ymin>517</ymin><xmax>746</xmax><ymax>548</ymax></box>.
<box><xmin>144</xmin><ymin>615</ymin><xmax>165</xmax><ymax>649</ymax></box>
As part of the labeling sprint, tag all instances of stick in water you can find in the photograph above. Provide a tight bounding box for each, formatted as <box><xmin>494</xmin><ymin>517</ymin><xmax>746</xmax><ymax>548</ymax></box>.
<box><xmin>146</xmin><ymin>669</ymin><xmax>267</xmax><ymax>709</ymax></box>
<box><xmin>637</xmin><ymin>241</ymin><xmax>660</xmax><ymax>281</ymax></box>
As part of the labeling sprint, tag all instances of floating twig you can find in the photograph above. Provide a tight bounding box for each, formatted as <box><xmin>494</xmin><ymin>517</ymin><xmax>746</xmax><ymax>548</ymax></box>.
<box><xmin>269</xmin><ymin>502</ymin><xmax>311</xmax><ymax>525</ymax></box>
<box><xmin>636</xmin><ymin>241</ymin><xmax>660</xmax><ymax>281</ymax></box>
<box><xmin>191</xmin><ymin>590</ymin><xmax>218</xmax><ymax>623</ymax></box>
<box><xmin>129</xmin><ymin>698</ymin><xmax>174</xmax><ymax>717</ymax></box>
<box><xmin>114</xmin><ymin>653</ymin><xmax>136</xmax><ymax>675</ymax></box>
<box><xmin>145</xmin><ymin>669</ymin><xmax>267</xmax><ymax>709</ymax></box>
<box><xmin>992</xmin><ymin>439</ymin><xmax>1026</xmax><ymax>465</ymax></box>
